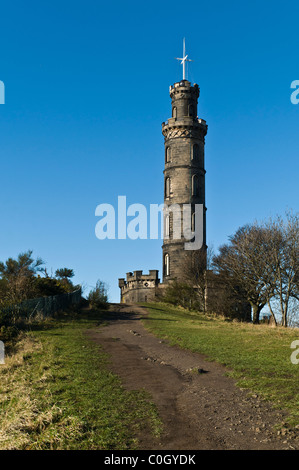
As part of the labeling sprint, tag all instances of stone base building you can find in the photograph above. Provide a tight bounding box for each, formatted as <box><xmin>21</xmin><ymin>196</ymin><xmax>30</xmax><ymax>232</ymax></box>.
<box><xmin>119</xmin><ymin>270</ymin><xmax>161</xmax><ymax>304</ymax></box>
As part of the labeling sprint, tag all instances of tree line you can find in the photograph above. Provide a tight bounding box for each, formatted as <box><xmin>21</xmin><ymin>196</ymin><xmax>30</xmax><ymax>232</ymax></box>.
<box><xmin>0</xmin><ymin>250</ymin><xmax>78</xmax><ymax>308</ymax></box>
<box><xmin>0</xmin><ymin>249</ymin><xmax>109</xmax><ymax>314</ymax></box>
<box><xmin>163</xmin><ymin>211</ymin><xmax>299</xmax><ymax>327</ymax></box>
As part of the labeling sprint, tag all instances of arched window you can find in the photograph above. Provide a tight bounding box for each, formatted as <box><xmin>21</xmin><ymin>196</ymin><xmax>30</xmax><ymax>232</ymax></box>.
<box><xmin>192</xmin><ymin>174</ymin><xmax>199</xmax><ymax>196</ymax></box>
<box><xmin>165</xmin><ymin>147</ymin><xmax>171</xmax><ymax>163</ymax></box>
<box><xmin>200</xmin><ymin>174</ymin><xmax>205</xmax><ymax>199</ymax></box>
<box><xmin>165</xmin><ymin>177</ymin><xmax>170</xmax><ymax>198</ymax></box>
<box><xmin>164</xmin><ymin>254</ymin><xmax>170</xmax><ymax>277</ymax></box>
<box><xmin>188</xmin><ymin>105</ymin><xmax>194</xmax><ymax>117</ymax></box>
<box><xmin>172</xmin><ymin>106</ymin><xmax>177</xmax><ymax>119</ymax></box>
<box><xmin>164</xmin><ymin>214</ymin><xmax>170</xmax><ymax>239</ymax></box>
<box><xmin>192</xmin><ymin>144</ymin><xmax>200</xmax><ymax>161</ymax></box>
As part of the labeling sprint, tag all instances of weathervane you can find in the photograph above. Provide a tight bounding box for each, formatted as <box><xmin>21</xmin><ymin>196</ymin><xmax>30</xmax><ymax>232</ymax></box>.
<box><xmin>175</xmin><ymin>38</ymin><xmax>193</xmax><ymax>80</ymax></box>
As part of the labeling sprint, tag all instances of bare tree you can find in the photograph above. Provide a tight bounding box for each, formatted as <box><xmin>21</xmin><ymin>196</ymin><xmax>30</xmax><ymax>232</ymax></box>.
<box><xmin>263</xmin><ymin>212</ymin><xmax>299</xmax><ymax>327</ymax></box>
<box><xmin>182</xmin><ymin>246</ymin><xmax>213</xmax><ymax>312</ymax></box>
<box><xmin>287</xmin><ymin>298</ymin><xmax>299</xmax><ymax>328</ymax></box>
<box><xmin>213</xmin><ymin>225</ymin><xmax>276</xmax><ymax>324</ymax></box>
<box><xmin>212</xmin><ymin>212</ymin><xmax>299</xmax><ymax>326</ymax></box>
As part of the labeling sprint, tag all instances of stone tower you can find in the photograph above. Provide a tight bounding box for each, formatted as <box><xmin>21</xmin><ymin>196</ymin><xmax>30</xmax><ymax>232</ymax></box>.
<box><xmin>162</xmin><ymin>79</ymin><xmax>208</xmax><ymax>282</ymax></box>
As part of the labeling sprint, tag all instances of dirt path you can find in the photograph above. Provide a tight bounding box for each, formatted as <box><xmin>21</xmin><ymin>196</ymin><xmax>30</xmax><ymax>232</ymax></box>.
<box><xmin>86</xmin><ymin>304</ymin><xmax>298</xmax><ymax>450</ymax></box>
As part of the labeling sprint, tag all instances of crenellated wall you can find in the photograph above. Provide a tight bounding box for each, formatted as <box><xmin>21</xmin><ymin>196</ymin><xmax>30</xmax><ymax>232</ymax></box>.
<box><xmin>118</xmin><ymin>270</ymin><xmax>161</xmax><ymax>303</ymax></box>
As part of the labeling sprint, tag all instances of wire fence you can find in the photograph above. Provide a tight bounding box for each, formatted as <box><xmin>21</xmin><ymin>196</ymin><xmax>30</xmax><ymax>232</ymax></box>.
<box><xmin>0</xmin><ymin>288</ymin><xmax>82</xmax><ymax>323</ymax></box>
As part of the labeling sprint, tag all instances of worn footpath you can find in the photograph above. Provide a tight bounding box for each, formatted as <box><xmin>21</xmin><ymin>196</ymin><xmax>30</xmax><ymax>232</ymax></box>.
<box><xmin>86</xmin><ymin>304</ymin><xmax>298</xmax><ymax>450</ymax></box>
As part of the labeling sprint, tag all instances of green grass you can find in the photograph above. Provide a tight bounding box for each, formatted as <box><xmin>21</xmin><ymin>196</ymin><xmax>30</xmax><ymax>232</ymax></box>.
<box><xmin>0</xmin><ymin>308</ymin><xmax>161</xmax><ymax>450</ymax></box>
<box><xmin>142</xmin><ymin>303</ymin><xmax>299</xmax><ymax>428</ymax></box>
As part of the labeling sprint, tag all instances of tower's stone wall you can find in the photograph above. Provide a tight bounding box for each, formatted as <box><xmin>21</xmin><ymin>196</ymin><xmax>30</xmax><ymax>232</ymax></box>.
<box><xmin>162</xmin><ymin>80</ymin><xmax>207</xmax><ymax>282</ymax></box>
<box><xmin>118</xmin><ymin>80</ymin><xmax>208</xmax><ymax>303</ymax></box>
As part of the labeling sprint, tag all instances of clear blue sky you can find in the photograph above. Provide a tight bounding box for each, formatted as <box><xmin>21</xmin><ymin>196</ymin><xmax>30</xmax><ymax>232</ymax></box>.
<box><xmin>0</xmin><ymin>0</ymin><xmax>298</xmax><ymax>302</ymax></box>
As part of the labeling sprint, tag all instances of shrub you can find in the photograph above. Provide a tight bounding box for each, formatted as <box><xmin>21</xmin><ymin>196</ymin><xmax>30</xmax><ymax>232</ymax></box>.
<box><xmin>34</xmin><ymin>276</ymin><xmax>68</xmax><ymax>296</ymax></box>
<box><xmin>87</xmin><ymin>280</ymin><xmax>109</xmax><ymax>309</ymax></box>
<box><xmin>162</xmin><ymin>280</ymin><xmax>201</xmax><ymax>311</ymax></box>
<box><xmin>0</xmin><ymin>324</ymin><xmax>19</xmax><ymax>342</ymax></box>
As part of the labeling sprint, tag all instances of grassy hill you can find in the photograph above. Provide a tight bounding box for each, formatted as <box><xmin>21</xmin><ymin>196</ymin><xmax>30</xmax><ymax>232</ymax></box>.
<box><xmin>142</xmin><ymin>303</ymin><xmax>299</xmax><ymax>428</ymax></box>
<box><xmin>0</xmin><ymin>308</ymin><xmax>161</xmax><ymax>450</ymax></box>
<box><xmin>1</xmin><ymin>302</ymin><xmax>298</xmax><ymax>449</ymax></box>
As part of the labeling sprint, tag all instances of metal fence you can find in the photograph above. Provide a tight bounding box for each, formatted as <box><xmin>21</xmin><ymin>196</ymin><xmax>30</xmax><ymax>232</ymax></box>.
<box><xmin>1</xmin><ymin>288</ymin><xmax>82</xmax><ymax>323</ymax></box>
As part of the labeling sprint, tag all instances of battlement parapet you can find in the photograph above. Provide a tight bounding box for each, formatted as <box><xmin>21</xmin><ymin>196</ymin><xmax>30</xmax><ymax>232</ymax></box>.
<box><xmin>126</xmin><ymin>270</ymin><xmax>159</xmax><ymax>281</ymax></box>
<box><xmin>118</xmin><ymin>270</ymin><xmax>160</xmax><ymax>303</ymax></box>
<box><xmin>169</xmin><ymin>80</ymin><xmax>199</xmax><ymax>98</ymax></box>
<box><xmin>161</xmin><ymin>117</ymin><xmax>208</xmax><ymax>138</ymax></box>
<box><xmin>119</xmin><ymin>270</ymin><xmax>160</xmax><ymax>287</ymax></box>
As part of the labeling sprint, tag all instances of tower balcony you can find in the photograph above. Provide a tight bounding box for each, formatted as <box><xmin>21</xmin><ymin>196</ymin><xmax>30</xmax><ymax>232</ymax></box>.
<box><xmin>162</xmin><ymin>117</ymin><xmax>207</xmax><ymax>139</ymax></box>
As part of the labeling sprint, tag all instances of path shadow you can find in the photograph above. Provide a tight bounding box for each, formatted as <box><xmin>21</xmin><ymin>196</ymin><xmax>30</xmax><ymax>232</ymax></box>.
<box><xmin>104</xmin><ymin>304</ymin><xmax>177</xmax><ymax>323</ymax></box>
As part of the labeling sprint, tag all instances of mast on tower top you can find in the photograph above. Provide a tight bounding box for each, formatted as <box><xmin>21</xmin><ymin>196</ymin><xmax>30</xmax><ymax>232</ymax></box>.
<box><xmin>175</xmin><ymin>38</ymin><xmax>193</xmax><ymax>80</ymax></box>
